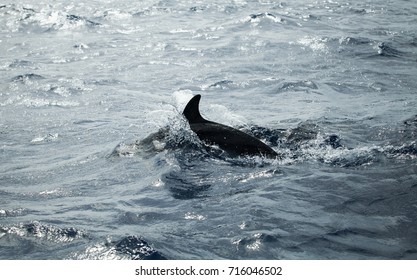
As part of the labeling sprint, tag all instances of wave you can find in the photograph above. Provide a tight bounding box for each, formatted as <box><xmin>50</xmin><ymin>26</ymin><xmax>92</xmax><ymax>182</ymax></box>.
<box><xmin>71</xmin><ymin>235</ymin><xmax>165</xmax><ymax>260</ymax></box>
<box><xmin>232</xmin><ymin>232</ymin><xmax>281</xmax><ymax>255</ymax></box>
<box><xmin>0</xmin><ymin>221</ymin><xmax>165</xmax><ymax>259</ymax></box>
<box><xmin>339</xmin><ymin>36</ymin><xmax>373</xmax><ymax>46</ymax></box>
<box><xmin>0</xmin><ymin>96</ymin><xmax>80</xmax><ymax>108</ymax></box>
<box><xmin>0</xmin><ymin>208</ymin><xmax>28</xmax><ymax>217</ymax></box>
<box><xmin>2</xmin><ymin>74</ymin><xmax>89</xmax><ymax>107</ymax></box>
<box><xmin>404</xmin><ymin>115</ymin><xmax>417</xmax><ymax>126</ymax></box>
<box><xmin>107</xmin><ymin>236</ymin><xmax>166</xmax><ymax>260</ymax></box>
<box><xmin>374</xmin><ymin>42</ymin><xmax>405</xmax><ymax>58</ymax></box>
<box><xmin>296</xmin><ymin>34</ymin><xmax>411</xmax><ymax>61</ymax></box>
<box><xmin>1</xmin><ymin>4</ymin><xmax>101</xmax><ymax>33</ymax></box>
<box><xmin>11</xmin><ymin>73</ymin><xmax>45</xmax><ymax>82</ymax></box>
<box><xmin>0</xmin><ymin>221</ymin><xmax>87</xmax><ymax>244</ymax></box>
<box><xmin>275</xmin><ymin>80</ymin><xmax>319</xmax><ymax>93</ymax></box>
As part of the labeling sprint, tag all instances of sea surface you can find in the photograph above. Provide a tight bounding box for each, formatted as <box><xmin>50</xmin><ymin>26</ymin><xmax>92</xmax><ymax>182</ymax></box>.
<box><xmin>1</xmin><ymin>0</ymin><xmax>417</xmax><ymax>260</ymax></box>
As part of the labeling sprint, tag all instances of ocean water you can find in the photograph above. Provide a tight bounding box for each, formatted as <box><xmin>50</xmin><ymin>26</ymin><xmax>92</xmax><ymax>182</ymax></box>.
<box><xmin>1</xmin><ymin>0</ymin><xmax>417</xmax><ymax>260</ymax></box>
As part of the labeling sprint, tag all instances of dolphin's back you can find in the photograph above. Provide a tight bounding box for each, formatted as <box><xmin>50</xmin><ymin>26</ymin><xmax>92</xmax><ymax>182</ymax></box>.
<box><xmin>183</xmin><ymin>94</ymin><xmax>278</xmax><ymax>158</ymax></box>
<box><xmin>190</xmin><ymin>122</ymin><xmax>278</xmax><ymax>157</ymax></box>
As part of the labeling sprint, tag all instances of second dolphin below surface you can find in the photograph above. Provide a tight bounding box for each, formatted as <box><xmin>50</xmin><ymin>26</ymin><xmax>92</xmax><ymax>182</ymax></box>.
<box><xmin>182</xmin><ymin>94</ymin><xmax>279</xmax><ymax>159</ymax></box>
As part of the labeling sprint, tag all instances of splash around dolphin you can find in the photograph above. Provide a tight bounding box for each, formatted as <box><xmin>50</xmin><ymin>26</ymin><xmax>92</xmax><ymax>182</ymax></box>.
<box><xmin>183</xmin><ymin>94</ymin><xmax>279</xmax><ymax>159</ymax></box>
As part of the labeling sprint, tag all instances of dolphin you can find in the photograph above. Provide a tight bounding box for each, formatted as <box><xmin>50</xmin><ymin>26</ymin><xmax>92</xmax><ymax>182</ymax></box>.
<box><xmin>183</xmin><ymin>94</ymin><xmax>279</xmax><ymax>158</ymax></box>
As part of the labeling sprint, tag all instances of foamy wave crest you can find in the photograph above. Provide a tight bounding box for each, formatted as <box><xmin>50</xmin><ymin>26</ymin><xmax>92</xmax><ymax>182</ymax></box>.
<box><xmin>0</xmin><ymin>4</ymin><xmax>101</xmax><ymax>33</ymax></box>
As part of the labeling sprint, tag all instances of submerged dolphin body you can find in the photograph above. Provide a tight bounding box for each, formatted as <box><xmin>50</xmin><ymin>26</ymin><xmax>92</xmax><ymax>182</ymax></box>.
<box><xmin>183</xmin><ymin>94</ymin><xmax>279</xmax><ymax>158</ymax></box>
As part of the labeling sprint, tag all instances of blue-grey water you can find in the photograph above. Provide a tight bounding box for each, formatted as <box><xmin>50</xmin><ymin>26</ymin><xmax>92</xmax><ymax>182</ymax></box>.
<box><xmin>1</xmin><ymin>0</ymin><xmax>417</xmax><ymax>260</ymax></box>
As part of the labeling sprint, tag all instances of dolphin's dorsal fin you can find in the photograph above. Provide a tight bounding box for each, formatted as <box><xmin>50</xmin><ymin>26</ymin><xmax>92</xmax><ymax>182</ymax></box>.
<box><xmin>183</xmin><ymin>94</ymin><xmax>207</xmax><ymax>124</ymax></box>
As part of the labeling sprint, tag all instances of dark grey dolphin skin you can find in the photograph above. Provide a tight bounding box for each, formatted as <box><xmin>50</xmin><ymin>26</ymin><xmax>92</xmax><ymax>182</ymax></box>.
<box><xmin>183</xmin><ymin>94</ymin><xmax>279</xmax><ymax>158</ymax></box>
